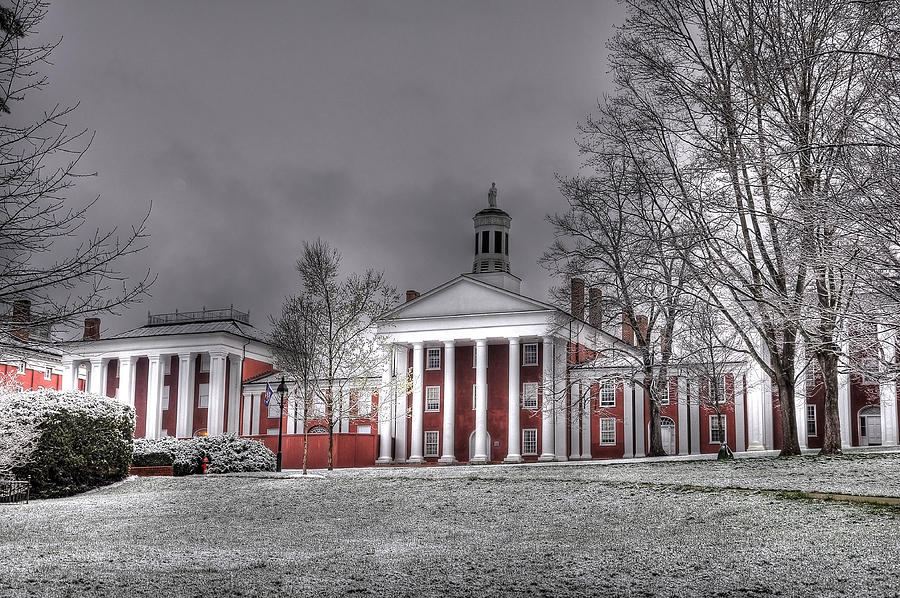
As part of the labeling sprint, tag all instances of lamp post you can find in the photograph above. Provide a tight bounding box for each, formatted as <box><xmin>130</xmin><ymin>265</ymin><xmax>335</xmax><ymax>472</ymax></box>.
<box><xmin>276</xmin><ymin>376</ymin><xmax>288</xmax><ymax>472</ymax></box>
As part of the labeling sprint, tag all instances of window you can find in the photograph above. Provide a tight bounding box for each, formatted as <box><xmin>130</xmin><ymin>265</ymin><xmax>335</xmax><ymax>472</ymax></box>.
<box><xmin>198</xmin><ymin>383</ymin><xmax>210</xmax><ymax>408</ymax></box>
<box><xmin>266</xmin><ymin>427</ymin><xmax>280</xmax><ymax>436</ymax></box>
<box><xmin>357</xmin><ymin>425</ymin><xmax>372</xmax><ymax>435</ymax></box>
<box><xmin>807</xmin><ymin>405</ymin><xmax>817</xmax><ymax>437</ymax></box>
<box><xmin>44</xmin><ymin>367</ymin><xmax>52</xmax><ymax>381</ymax></box>
<box><xmin>600</xmin><ymin>418</ymin><xmax>616</xmax><ymax>445</ymax></box>
<box><xmin>267</xmin><ymin>398</ymin><xmax>281</xmax><ymax>419</ymax></box>
<box><xmin>522</xmin><ymin>382</ymin><xmax>539</xmax><ymax>409</ymax></box>
<box><xmin>709</xmin><ymin>415</ymin><xmax>727</xmax><ymax>444</ymax></box>
<box><xmin>494</xmin><ymin>231</ymin><xmax>502</xmax><ymax>254</ymax></box>
<box><xmin>161</xmin><ymin>385</ymin><xmax>170</xmax><ymax>410</ymax></box>
<box><xmin>522</xmin><ymin>428</ymin><xmax>538</xmax><ymax>455</ymax></box>
<box><xmin>505</xmin><ymin>233</ymin><xmax>509</xmax><ymax>256</ymax></box>
<box><xmin>523</xmin><ymin>343</ymin><xmax>538</xmax><ymax>366</ymax></box>
<box><xmin>163</xmin><ymin>358</ymin><xmax>171</xmax><ymax>376</ymax></box>
<box><xmin>426</xmin><ymin>348</ymin><xmax>441</xmax><ymax>370</ymax></box>
<box><xmin>424</xmin><ymin>430</ymin><xmax>439</xmax><ymax>457</ymax></box>
<box><xmin>475</xmin><ymin>234</ymin><xmax>479</xmax><ymax>255</ymax></box>
<box><xmin>481</xmin><ymin>231</ymin><xmax>489</xmax><ymax>253</ymax></box>
<box><xmin>200</xmin><ymin>354</ymin><xmax>210</xmax><ymax>373</ymax></box>
<box><xmin>599</xmin><ymin>380</ymin><xmax>615</xmax><ymax>407</ymax></box>
<box><xmin>356</xmin><ymin>391</ymin><xmax>372</xmax><ymax>416</ymax></box>
<box><xmin>425</xmin><ymin>386</ymin><xmax>440</xmax><ymax>411</ymax></box>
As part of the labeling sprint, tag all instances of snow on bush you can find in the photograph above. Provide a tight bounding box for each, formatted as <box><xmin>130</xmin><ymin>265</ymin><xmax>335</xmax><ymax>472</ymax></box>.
<box><xmin>0</xmin><ymin>389</ymin><xmax>135</xmax><ymax>498</ymax></box>
<box><xmin>133</xmin><ymin>435</ymin><xmax>276</xmax><ymax>475</ymax></box>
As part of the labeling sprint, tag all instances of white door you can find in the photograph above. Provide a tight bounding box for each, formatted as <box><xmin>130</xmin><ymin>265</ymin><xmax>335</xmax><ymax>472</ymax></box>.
<box><xmin>868</xmin><ymin>416</ymin><xmax>883</xmax><ymax>445</ymax></box>
<box><xmin>860</xmin><ymin>406</ymin><xmax>882</xmax><ymax>446</ymax></box>
<box><xmin>661</xmin><ymin>418</ymin><xmax>676</xmax><ymax>455</ymax></box>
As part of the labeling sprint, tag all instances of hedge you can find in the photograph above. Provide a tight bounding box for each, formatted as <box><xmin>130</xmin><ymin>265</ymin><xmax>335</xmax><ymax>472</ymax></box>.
<box><xmin>133</xmin><ymin>435</ymin><xmax>276</xmax><ymax>475</ymax></box>
<box><xmin>0</xmin><ymin>390</ymin><xmax>135</xmax><ymax>498</ymax></box>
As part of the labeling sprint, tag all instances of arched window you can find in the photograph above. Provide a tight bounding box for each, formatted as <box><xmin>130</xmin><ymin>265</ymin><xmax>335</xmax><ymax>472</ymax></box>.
<box><xmin>307</xmin><ymin>425</ymin><xmax>328</xmax><ymax>434</ymax></box>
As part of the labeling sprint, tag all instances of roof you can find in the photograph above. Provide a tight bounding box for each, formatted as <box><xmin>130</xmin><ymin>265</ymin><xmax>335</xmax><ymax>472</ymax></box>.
<box><xmin>107</xmin><ymin>319</ymin><xmax>267</xmax><ymax>343</ymax></box>
<box><xmin>0</xmin><ymin>334</ymin><xmax>64</xmax><ymax>361</ymax></box>
<box><xmin>474</xmin><ymin>206</ymin><xmax>511</xmax><ymax>218</ymax></box>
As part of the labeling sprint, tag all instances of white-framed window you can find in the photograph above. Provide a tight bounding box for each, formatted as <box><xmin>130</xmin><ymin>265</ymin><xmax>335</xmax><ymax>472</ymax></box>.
<box><xmin>267</xmin><ymin>397</ymin><xmax>281</xmax><ymax>419</ymax></box>
<box><xmin>599</xmin><ymin>380</ymin><xmax>615</xmax><ymax>407</ymax></box>
<box><xmin>523</xmin><ymin>343</ymin><xmax>538</xmax><ymax>366</ymax></box>
<box><xmin>807</xmin><ymin>405</ymin><xmax>817</xmax><ymax>437</ymax></box>
<box><xmin>424</xmin><ymin>430</ymin><xmax>439</xmax><ymax>457</ymax></box>
<box><xmin>200</xmin><ymin>353</ymin><xmax>210</xmax><ymax>373</ymax></box>
<box><xmin>161</xmin><ymin>385</ymin><xmax>170</xmax><ymax>410</ymax></box>
<box><xmin>426</xmin><ymin>348</ymin><xmax>441</xmax><ymax>370</ymax></box>
<box><xmin>660</xmin><ymin>382</ymin><xmax>670</xmax><ymax>405</ymax></box>
<box><xmin>266</xmin><ymin>427</ymin><xmax>280</xmax><ymax>436</ymax></box>
<box><xmin>425</xmin><ymin>386</ymin><xmax>441</xmax><ymax>412</ymax></box>
<box><xmin>709</xmin><ymin>414</ymin><xmax>727</xmax><ymax>444</ymax></box>
<box><xmin>522</xmin><ymin>382</ymin><xmax>539</xmax><ymax>409</ymax></box>
<box><xmin>198</xmin><ymin>383</ymin><xmax>210</xmax><ymax>408</ymax></box>
<box><xmin>356</xmin><ymin>425</ymin><xmax>372</xmax><ymax>435</ymax></box>
<box><xmin>522</xmin><ymin>428</ymin><xmax>538</xmax><ymax>455</ymax></box>
<box><xmin>44</xmin><ymin>367</ymin><xmax>52</xmax><ymax>381</ymax></box>
<box><xmin>356</xmin><ymin>390</ymin><xmax>372</xmax><ymax>416</ymax></box>
<box><xmin>163</xmin><ymin>358</ymin><xmax>171</xmax><ymax>376</ymax></box>
<box><xmin>600</xmin><ymin>418</ymin><xmax>616</xmax><ymax>445</ymax></box>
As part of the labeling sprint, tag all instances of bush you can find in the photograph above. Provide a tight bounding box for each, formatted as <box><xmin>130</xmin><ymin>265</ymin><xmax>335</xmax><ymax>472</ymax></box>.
<box><xmin>0</xmin><ymin>389</ymin><xmax>135</xmax><ymax>498</ymax></box>
<box><xmin>133</xmin><ymin>435</ymin><xmax>275</xmax><ymax>475</ymax></box>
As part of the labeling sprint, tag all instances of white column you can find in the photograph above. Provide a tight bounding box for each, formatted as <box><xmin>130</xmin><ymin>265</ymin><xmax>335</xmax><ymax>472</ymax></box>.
<box><xmin>504</xmin><ymin>338</ymin><xmax>521</xmax><ymax>463</ymax></box>
<box><xmin>689</xmin><ymin>381</ymin><xmax>701</xmax><ymax>454</ymax></box>
<box><xmin>117</xmin><ymin>356</ymin><xmax>135</xmax><ymax>407</ymax></box>
<box><xmin>88</xmin><ymin>358</ymin><xmax>103</xmax><ymax>395</ymax></box>
<box><xmin>61</xmin><ymin>360</ymin><xmax>76</xmax><ymax>391</ymax></box>
<box><xmin>746</xmin><ymin>338</ymin><xmax>770</xmax><ymax>450</ymax></box>
<box><xmin>241</xmin><ymin>393</ymin><xmax>252</xmax><ymax>436</ymax></box>
<box><xmin>440</xmin><ymin>341</ymin><xmax>458</xmax><ymax>463</ymax></box>
<box><xmin>377</xmin><ymin>352</ymin><xmax>393</xmax><ymax>463</ymax></box>
<box><xmin>838</xmin><ymin>335</ymin><xmax>852</xmax><ymax>447</ymax></box>
<box><xmin>251</xmin><ymin>393</ymin><xmax>261</xmax><ymax>435</ymax></box>
<box><xmin>623</xmin><ymin>380</ymin><xmax>634</xmax><ymax>458</ymax></box>
<box><xmin>677</xmin><ymin>377</ymin><xmax>689</xmax><ymax>455</ymax></box>
<box><xmin>633</xmin><ymin>376</ymin><xmax>645</xmax><ymax>457</ymax></box>
<box><xmin>408</xmin><ymin>342</ymin><xmax>425</xmax><ymax>463</ymax></box>
<box><xmin>553</xmin><ymin>340</ymin><xmax>567</xmax><ymax>461</ymax></box>
<box><xmin>226</xmin><ymin>355</ymin><xmax>242</xmax><ymax>434</ymax></box>
<box><xmin>539</xmin><ymin>337</ymin><xmax>556</xmax><ymax>461</ymax></box>
<box><xmin>580</xmin><ymin>379</ymin><xmax>591</xmax><ymax>459</ymax></box>
<box><xmin>472</xmin><ymin>339</ymin><xmax>489</xmax><ymax>463</ymax></box>
<box><xmin>569</xmin><ymin>379</ymin><xmax>581</xmax><ymax>460</ymax></box>
<box><xmin>795</xmin><ymin>341</ymin><xmax>808</xmax><ymax>449</ymax></box>
<box><xmin>394</xmin><ymin>346</ymin><xmax>409</xmax><ymax>462</ymax></box>
<box><xmin>207</xmin><ymin>351</ymin><xmax>227</xmax><ymax>435</ymax></box>
<box><xmin>175</xmin><ymin>353</ymin><xmax>195</xmax><ymax>438</ymax></box>
<box><xmin>145</xmin><ymin>355</ymin><xmax>164</xmax><ymax>439</ymax></box>
<box><xmin>734</xmin><ymin>375</ymin><xmax>747</xmax><ymax>452</ymax></box>
<box><xmin>879</xmin><ymin>324</ymin><xmax>898</xmax><ymax>446</ymax></box>
<box><xmin>101</xmin><ymin>359</ymin><xmax>111</xmax><ymax>397</ymax></box>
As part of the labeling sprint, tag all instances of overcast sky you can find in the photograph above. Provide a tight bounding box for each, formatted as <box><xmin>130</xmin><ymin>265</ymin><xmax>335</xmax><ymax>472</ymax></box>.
<box><xmin>39</xmin><ymin>1</ymin><xmax>624</xmax><ymax>335</ymax></box>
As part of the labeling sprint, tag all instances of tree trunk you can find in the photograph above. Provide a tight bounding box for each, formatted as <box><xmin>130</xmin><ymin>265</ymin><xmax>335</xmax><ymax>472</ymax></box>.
<box><xmin>818</xmin><ymin>349</ymin><xmax>843</xmax><ymax>455</ymax></box>
<box><xmin>775</xmin><ymin>371</ymin><xmax>802</xmax><ymax>457</ymax></box>
<box><xmin>647</xmin><ymin>372</ymin><xmax>665</xmax><ymax>456</ymax></box>
<box><xmin>302</xmin><ymin>413</ymin><xmax>309</xmax><ymax>475</ymax></box>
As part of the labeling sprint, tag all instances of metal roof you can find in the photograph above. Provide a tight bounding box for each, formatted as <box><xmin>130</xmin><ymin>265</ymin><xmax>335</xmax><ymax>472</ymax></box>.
<box><xmin>110</xmin><ymin>319</ymin><xmax>267</xmax><ymax>343</ymax></box>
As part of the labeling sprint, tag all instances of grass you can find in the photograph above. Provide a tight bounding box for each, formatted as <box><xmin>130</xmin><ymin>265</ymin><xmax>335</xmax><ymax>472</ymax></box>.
<box><xmin>1</xmin><ymin>458</ymin><xmax>899</xmax><ymax>597</ymax></box>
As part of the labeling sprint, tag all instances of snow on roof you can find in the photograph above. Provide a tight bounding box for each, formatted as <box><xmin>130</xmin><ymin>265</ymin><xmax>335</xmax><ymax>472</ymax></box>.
<box><xmin>109</xmin><ymin>319</ymin><xmax>267</xmax><ymax>343</ymax></box>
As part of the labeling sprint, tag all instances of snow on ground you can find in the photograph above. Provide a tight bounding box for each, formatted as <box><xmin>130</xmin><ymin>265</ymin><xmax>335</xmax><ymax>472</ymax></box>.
<box><xmin>1</xmin><ymin>455</ymin><xmax>899</xmax><ymax>597</ymax></box>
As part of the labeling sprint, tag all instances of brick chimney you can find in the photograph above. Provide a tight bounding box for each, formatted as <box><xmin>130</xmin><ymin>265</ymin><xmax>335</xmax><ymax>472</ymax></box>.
<box><xmin>588</xmin><ymin>287</ymin><xmax>602</xmax><ymax>328</ymax></box>
<box><xmin>621</xmin><ymin>313</ymin><xmax>634</xmax><ymax>345</ymax></box>
<box><xmin>635</xmin><ymin>314</ymin><xmax>648</xmax><ymax>345</ymax></box>
<box><xmin>83</xmin><ymin>318</ymin><xmax>101</xmax><ymax>341</ymax></box>
<box><xmin>570</xmin><ymin>278</ymin><xmax>585</xmax><ymax>319</ymax></box>
<box><xmin>11</xmin><ymin>299</ymin><xmax>30</xmax><ymax>341</ymax></box>
<box><xmin>405</xmin><ymin>290</ymin><xmax>420</xmax><ymax>302</ymax></box>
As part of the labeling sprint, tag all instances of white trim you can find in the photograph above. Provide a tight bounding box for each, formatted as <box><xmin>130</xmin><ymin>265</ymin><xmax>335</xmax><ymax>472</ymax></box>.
<box><xmin>161</xmin><ymin>385</ymin><xmax>170</xmax><ymax>411</ymax></box>
<box><xmin>522</xmin><ymin>428</ymin><xmax>538</xmax><ymax>455</ymax></box>
<box><xmin>198</xmin><ymin>382</ymin><xmax>210</xmax><ymax>408</ymax></box>
<box><xmin>806</xmin><ymin>404</ymin><xmax>817</xmax><ymax>437</ymax></box>
<box><xmin>522</xmin><ymin>382</ymin><xmax>539</xmax><ymax>409</ymax></box>
<box><xmin>426</xmin><ymin>347</ymin><xmax>441</xmax><ymax>370</ymax></box>
<box><xmin>424</xmin><ymin>430</ymin><xmax>439</xmax><ymax>457</ymax></box>
<box><xmin>599</xmin><ymin>379</ymin><xmax>615</xmax><ymax>407</ymax></box>
<box><xmin>522</xmin><ymin>343</ymin><xmax>538</xmax><ymax>366</ymax></box>
<box><xmin>599</xmin><ymin>418</ymin><xmax>616</xmax><ymax>445</ymax></box>
<box><xmin>425</xmin><ymin>385</ymin><xmax>440</xmax><ymax>412</ymax></box>
<box><xmin>709</xmin><ymin>414</ymin><xmax>727</xmax><ymax>444</ymax></box>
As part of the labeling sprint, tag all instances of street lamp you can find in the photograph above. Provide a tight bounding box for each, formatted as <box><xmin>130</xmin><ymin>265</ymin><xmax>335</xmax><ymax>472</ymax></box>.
<box><xmin>276</xmin><ymin>376</ymin><xmax>288</xmax><ymax>472</ymax></box>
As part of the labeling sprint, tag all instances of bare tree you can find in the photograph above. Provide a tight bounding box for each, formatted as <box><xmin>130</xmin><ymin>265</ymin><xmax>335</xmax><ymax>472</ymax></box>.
<box><xmin>272</xmin><ymin>240</ymin><xmax>397</xmax><ymax>471</ymax></box>
<box><xmin>0</xmin><ymin>1</ymin><xmax>151</xmax><ymax>341</ymax></box>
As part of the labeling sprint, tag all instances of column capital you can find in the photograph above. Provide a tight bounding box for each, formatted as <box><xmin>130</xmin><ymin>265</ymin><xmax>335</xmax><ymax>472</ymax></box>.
<box><xmin>177</xmin><ymin>351</ymin><xmax>194</xmax><ymax>361</ymax></box>
<box><xmin>228</xmin><ymin>353</ymin><xmax>243</xmax><ymax>364</ymax></box>
<box><xmin>508</xmin><ymin>337</ymin><xmax>520</xmax><ymax>346</ymax></box>
<box><xmin>412</xmin><ymin>341</ymin><xmax>425</xmax><ymax>350</ymax></box>
<box><xmin>443</xmin><ymin>340</ymin><xmax>455</xmax><ymax>349</ymax></box>
<box><xmin>208</xmin><ymin>349</ymin><xmax>228</xmax><ymax>359</ymax></box>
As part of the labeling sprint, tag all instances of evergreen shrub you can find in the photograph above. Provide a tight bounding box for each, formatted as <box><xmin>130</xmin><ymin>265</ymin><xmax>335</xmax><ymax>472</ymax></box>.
<box><xmin>133</xmin><ymin>435</ymin><xmax>275</xmax><ymax>475</ymax></box>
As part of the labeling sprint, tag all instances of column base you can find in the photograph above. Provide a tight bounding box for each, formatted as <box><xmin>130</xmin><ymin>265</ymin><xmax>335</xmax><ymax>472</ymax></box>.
<box><xmin>438</xmin><ymin>455</ymin><xmax>458</xmax><ymax>464</ymax></box>
<box><xmin>470</xmin><ymin>455</ymin><xmax>489</xmax><ymax>464</ymax></box>
<box><xmin>538</xmin><ymin>453</ymin><xmax>555</xmax><ymax>462</ymax></box>
<box><xmin>746</xmin><ymin>443</ymin><xmax>766</xmax><ymax>451</ymax></box>
<box><xmin>407</xmin><ymin>456</ymin><xmax>425</xmax><ymax>464</ymax></box>
<box><xmin>503</xmin><ymin>454</ymin><xmax>522</xmax><ymax>463</ymax></box>
<box><xmin>375</xmin><ymin>457</ymin><xmax>393</xmax><ymax>464</ymax></box>
<box><xmin>554</xmin><ymin>456</ymin><xmax>569</xmax><ymax>462</ymax></box>
<box><xmin>568</xmin><ymin>452</ymin><xmax>581</xmax><ymax>460</ymax></box>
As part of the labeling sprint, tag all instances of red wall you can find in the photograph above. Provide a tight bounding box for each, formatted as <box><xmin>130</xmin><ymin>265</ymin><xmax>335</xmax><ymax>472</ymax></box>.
<box><xmin>0</xmin><ymin>363</ymin><xmax>61</xmax><ymax>391</ymax></box>
<box><xmin>249</xmin><ymin>433</ymin><xmax>376</xmax><ymax>469</ymax></box>
<box><xmin>192</xmin><ymin>354</ymin><xmax>209</xmax><ymax>436</ymax></box>
<box><xmin>243</xmin><ymin>357</ymin><xmax>273</xmax><ymax>382</ymax></box>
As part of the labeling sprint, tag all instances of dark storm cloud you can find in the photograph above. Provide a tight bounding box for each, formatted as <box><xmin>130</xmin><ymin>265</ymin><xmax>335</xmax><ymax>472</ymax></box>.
<box><xmin>36</xmin><ymin>1</ymin><xmax>624</xmax><ymax>335</ymax></box>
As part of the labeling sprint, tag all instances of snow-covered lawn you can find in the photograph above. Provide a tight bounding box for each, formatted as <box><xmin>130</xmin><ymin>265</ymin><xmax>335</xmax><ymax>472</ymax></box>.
<box><xmin>1</xmin><ymin>457</ymin><xmax>899</xmax><ymax>597</ymax></box>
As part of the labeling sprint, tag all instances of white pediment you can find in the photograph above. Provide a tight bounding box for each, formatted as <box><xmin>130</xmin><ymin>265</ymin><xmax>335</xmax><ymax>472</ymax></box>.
<box><xmin>384</xmin><ymin>276</ymin><xmax>552</xmax><ymax>320</ymax></box>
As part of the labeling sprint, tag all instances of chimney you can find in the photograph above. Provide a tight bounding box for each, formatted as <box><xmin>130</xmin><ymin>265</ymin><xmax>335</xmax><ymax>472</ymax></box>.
<box><xmin>621</xmin><ymin>313</ymin><xmax>634</xmax><ymax>345</ymax></box>
<box><xmin>570</xmin><ymin>278</ymin><xmax>585</xmax><ymax>319</ymax></box>
<box><xmin>405</xmin><ymin>290</ymin><xmax>420</xmax><ymax>303</ymax></box>
<box><xmin>83</xmin><ymin>318</ymin><xmax>101</xmax><ymax>341</ymax></box>
<box><xmin>636</xmin><ymin>314</ymin><xmax>648</xmax><ymax>344</ymax></box>
<box><xmin>11</xmin><ymin>299</ymin><xmax>30</xmax><ymax>341</ymax></box>
<box><xmin>588</xmin><ymin>287</ymin><xmax>602</xmax><ymax>328</ymax></box>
